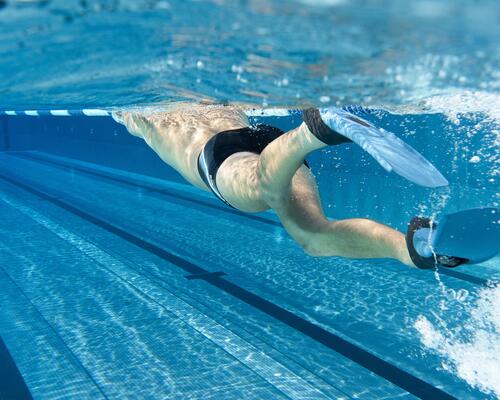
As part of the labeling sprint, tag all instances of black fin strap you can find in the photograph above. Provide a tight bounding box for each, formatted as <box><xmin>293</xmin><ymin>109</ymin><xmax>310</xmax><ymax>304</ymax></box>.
<box><xmin>406</xmin><ymin>217</ymin><xmax>467</xmax><ymax>269</ymax></box>
<box><xmin>436</xmin><ymin>255</ymin><xmax>467</xmax><ymax>268</ymax></box>
<box><xmin>302</xmin><ymin>108</ymin><xmax>352</xmax><ymax>146</ymax></box>
<box><xmin>406</xmin><ymin>217</ymin><xmax>436</xmax><ymax>269</ymax></box>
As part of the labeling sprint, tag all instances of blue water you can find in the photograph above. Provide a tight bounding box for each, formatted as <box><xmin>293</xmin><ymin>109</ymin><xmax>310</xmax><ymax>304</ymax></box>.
<box><xmin>0</xmin><ymin>0</ymin><xmax>499</xmax><ymax>399</ymax></box>
<box><xmin>0</xmin><ymin>0</ymin><xmax>499</xmax><ymax>109</ymax></box>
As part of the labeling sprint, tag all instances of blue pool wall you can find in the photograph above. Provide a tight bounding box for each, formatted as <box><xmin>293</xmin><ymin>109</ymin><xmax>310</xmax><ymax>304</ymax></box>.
<box><xmin>0</xmin><ymin>114</ymin><xmax>187</xmax><ymax>184</ymax></box>
<box><xmin>0</xmin><ymin>112</ymin><xmax>496</xmax><ymax>231</ymax></box>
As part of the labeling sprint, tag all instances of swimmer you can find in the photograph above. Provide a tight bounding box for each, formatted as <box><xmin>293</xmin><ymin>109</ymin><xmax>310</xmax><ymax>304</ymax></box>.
<box><xmin>113</xmin><ymin>103</ymin><xmax>498</xmax><ymax>269</ymax></box>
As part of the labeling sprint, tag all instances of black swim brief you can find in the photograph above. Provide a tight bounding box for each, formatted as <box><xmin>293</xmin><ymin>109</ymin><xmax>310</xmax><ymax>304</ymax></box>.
<box><xmin>197</xmin><ymin>124</ymin><xmax>309</xmax><ymax>208</ymax></box>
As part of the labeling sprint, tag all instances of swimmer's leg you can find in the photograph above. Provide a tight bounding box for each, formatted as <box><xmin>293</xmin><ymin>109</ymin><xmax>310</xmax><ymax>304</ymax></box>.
<box><xmin>258</xmin><ymin>123</ymin><xmax>414</xmax><ymax>266</ymax></box>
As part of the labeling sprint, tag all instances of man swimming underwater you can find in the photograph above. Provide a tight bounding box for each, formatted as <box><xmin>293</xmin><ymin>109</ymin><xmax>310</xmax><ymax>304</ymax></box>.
<box><xmin>114</xmin><ymin>103</ymin><xmax>497</xmax><ymax>269</ymax></box>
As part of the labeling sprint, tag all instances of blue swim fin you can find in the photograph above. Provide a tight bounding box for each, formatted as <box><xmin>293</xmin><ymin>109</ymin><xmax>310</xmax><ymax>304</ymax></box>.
<box><xmin>303</xmin><ymin>107</ymin><xmax>449</xmax><ymax>188</ymax></box>
<box><xmin>407</xmin><ymin>208</ymin><xmax>500</xmax><ymax>268</ymax></box>
<box><xmin>433</xmin><ymin>208</ymin><xmax>500</xmax><ymax>264</ymax></box>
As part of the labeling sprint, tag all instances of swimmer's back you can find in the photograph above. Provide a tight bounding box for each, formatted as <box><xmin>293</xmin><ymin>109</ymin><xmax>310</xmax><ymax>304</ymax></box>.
<box><xmin>117</xmin><ymin>103</ymin><xmax>249</xmax><ymax>189</ymax></box>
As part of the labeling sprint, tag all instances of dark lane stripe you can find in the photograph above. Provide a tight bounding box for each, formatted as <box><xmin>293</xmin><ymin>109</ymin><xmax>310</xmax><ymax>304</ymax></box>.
<box><xmin>11</xmin><ymin>152</ymin><xmax>487</xmax><ymax>286</ymax></box>
<box><xmin>0</xmin><ymin>173</ymin><xmax>457</xmax><ymax>400</ymax></box>
<box><xmin>0</xmin><ymin>337</ymin><xmax>33</xmax><ymax>400</ymax></box>
<box><xmin>438</xmin><ymin>268</ymin><xmax>488</xmax><ymax>285</ymax></box>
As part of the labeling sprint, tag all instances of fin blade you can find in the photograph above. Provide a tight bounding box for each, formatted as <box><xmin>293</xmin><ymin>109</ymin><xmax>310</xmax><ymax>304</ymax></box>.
<box><xmin>319</xmin><ymin>108</ymin><xmax>449</xmax><ymax>187</ymax></box>
<box><xmin>433</xmin><ymin>208</ymin><xmax>500</xmax><ymax>263</ymax></box>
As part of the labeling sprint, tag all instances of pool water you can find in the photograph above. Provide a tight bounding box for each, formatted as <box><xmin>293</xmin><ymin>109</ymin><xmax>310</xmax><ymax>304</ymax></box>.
<box><xmin>0</xmin><ymin>0</ymin><xmax>499</xmax><ymax>399</ymax></box>
<box><xmin>0</xmin><ymin>0</ymin><xmax>499</xmax><ymax>109</ymax></box>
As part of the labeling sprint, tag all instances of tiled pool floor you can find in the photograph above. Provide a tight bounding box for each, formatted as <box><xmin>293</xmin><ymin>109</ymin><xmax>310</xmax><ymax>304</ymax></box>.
<box><xmin>0</xmin><ymin>151</ymin><xmax>493</xmax><ymax>399</ymax></box>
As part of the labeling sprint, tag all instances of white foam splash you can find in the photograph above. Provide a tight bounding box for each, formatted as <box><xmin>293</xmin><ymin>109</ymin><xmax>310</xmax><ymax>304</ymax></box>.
<box><xmin>414</xmin><ymin>284</ymin><xmax>500</xmax><ymax>398</ymax></box>
<box><xmin>421</xmin><ymin>91</ymin><xmax>500</xmax><ymax>124</ymax></box>
<box><xmin>381</xmin><ymin>53</ymin><xmax>500</xmax><ymax>125</ymax></box>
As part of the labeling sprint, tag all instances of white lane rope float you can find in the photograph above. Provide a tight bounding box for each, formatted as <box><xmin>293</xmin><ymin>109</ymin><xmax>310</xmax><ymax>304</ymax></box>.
<box><xmin>0</xmin><ymin>105</ymin><xmax>373</xmax><ymax>118</ymax></box>
<box><xmin>0</xmin><ymin>109</ymin><xmax>111</xmax><ymax>117</ymax></box>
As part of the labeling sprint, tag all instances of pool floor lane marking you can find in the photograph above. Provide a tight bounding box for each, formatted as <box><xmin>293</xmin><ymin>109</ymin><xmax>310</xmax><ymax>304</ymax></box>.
<box><xmin>11</xmin><ymin>151</ymin><xmax>488</xmax><ymax>287</ymax></box>
<box><xmin>0</xmin><ymin>172</ymin><xmax>458</xmax><ymax>400</ymax></box>
<box><xmin>0</xmin><ymin>193</ymin><xmax>337</xmax><ymax>400</ymax></box>
<box><xmin>186</xmin><ymin>271</ymin><xmax>227</xmax><ymax>280</ymax></box>
<box><xmin>0</xmin><ymin>336</ymin><xmax>33</xmax><ymax>400</ymax></box>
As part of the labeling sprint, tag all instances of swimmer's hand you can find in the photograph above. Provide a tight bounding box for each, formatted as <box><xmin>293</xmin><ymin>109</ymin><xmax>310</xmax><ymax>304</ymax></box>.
<box><xmin>112</xmin><ymin>110</ymin><xmax>151</xmax><ymax>138</ymax></box>
<box><xmin>111</xmin><ymin>110</ymin><xmax>125</xmax><ymax>125</ymax></box>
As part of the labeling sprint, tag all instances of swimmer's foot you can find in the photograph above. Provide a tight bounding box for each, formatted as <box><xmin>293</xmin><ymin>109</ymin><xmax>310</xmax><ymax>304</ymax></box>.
<box><xmin>302</xmin><ymin>107</ymin><xmax>448</xmax><ymax>188</ymax></box>
<box><xmin>303</xmin><ymin>108</ymin><xmax>352</xmax><ymax>146</ymax></box>
<box><xmin>406</xmin><ymin>216</ymin><xmax>467</xmax><ymax>269</ymax></box>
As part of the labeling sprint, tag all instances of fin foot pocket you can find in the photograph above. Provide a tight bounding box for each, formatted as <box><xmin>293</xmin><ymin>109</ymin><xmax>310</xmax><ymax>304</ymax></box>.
<box><xmin>406</xmin><ymin>216</ymin><xmax>467</xmax><ymax>269</ymax></box>
<box><xmin>302</xmin><ymin>108</ymin><xmax>352</xmax><ymax>146</ymax></box>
